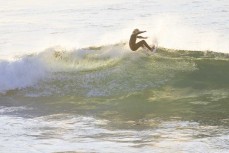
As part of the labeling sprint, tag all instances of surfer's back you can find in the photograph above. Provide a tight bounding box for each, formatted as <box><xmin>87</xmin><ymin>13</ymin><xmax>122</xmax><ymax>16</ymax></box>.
<box><xmin>129</xmin><ymin>34</ymin><xmax>137</xmax><ymax>51</ymax></box>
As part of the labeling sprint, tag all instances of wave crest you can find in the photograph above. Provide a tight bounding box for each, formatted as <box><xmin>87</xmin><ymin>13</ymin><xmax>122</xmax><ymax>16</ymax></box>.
<box><xmin>0</xmin><ymin>44</ymin><xmax>200</xmax><ymax>96</ymax></box>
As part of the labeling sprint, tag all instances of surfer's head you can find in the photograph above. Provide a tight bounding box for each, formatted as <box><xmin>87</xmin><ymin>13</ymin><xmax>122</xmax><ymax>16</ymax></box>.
<box><xmin>132</xmin><ymin>29</ymin><xmax>140</xmax><ymax>34</ymax></box>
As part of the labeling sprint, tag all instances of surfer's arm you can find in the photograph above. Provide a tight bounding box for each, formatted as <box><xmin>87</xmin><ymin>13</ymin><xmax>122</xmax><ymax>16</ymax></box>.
<box><xmin>136</xmin><ymin>31</ymin><xmax>146</xmax><ymax>35</ymax></box>
<box><xmin>137</xmin><ymin>36</ymin><xmax>148</xmax><ymax>39</ymax></box>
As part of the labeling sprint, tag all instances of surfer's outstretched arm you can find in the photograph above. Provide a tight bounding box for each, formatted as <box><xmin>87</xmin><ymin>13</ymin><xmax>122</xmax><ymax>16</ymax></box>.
<box><xmin>136</xmin><ymin>31</ymin><xmax>146</xmax><ymax>35</ymax></box>
<box><xmin>137</xmin><ymin>36</ymin><xmax>148</xmax><ymax>39</ymax></box>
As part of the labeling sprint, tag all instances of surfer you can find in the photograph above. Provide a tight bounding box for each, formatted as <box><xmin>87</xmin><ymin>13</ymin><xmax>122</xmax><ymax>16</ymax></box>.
<box><xmin>129</xmin><ymin>29</ymin><xmax>155</xmax><ymax>52</ymax></box>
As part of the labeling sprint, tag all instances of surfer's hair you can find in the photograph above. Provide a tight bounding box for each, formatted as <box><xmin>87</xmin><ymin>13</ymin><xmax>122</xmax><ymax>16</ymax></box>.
<box><xmin>132</xmin><ymin>29</ymin><xmax>140</xmax><ymax>34</ymax></box>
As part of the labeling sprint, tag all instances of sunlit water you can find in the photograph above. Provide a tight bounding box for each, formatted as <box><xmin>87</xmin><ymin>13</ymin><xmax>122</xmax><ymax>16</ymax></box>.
<box><xmin>0</xmin><ymin>0</ymin><xmax>229</xmax><ymax>153</ymax></box>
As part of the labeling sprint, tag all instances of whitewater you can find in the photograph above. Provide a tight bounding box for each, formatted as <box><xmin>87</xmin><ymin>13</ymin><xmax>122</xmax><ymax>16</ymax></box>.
<box><xmin>0</xmin><ymin>0</ymin><xmax>229</xmax><ymax>153</ymax></box>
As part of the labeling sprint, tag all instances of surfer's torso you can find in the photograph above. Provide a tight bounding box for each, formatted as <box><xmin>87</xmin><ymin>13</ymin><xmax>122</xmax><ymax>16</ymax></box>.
<box><xmin>129</xmin><ymin>34</ymin><xmax>138</xmax><ymax>51</ymax></box>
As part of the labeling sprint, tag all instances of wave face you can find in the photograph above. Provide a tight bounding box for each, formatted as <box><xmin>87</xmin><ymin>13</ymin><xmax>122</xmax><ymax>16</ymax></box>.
<box><xmin>1</xmin><ymin>44</ymin><xmax>228</xmax><ymax>97</ymax></box>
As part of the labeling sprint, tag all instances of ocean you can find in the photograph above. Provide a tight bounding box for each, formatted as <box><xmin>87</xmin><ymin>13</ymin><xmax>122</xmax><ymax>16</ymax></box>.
<box><xmin>0</xmin><ymin>0</ymin><xmax>229</xmax><ymax>152</ymax></box>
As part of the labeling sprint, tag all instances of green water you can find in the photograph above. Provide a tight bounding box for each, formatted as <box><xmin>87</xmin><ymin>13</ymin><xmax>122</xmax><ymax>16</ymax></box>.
<box><xmin>3</xmin><ymin>48</ymin><xmax>229</xmax><ymax>127</ymax></box>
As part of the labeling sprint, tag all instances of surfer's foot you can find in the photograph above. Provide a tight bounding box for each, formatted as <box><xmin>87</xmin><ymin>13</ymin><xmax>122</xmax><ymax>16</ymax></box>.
<box><xmin>151</xmin><ymin>45</ymin><xmax>156</xmax><ymax>52</ymax></box>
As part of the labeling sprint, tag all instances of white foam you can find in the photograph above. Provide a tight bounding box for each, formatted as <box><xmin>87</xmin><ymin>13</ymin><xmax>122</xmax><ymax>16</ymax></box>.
<box><xmin>0</xmin><ymin>56</ymin><xmax>47</xmax><ymax>93</ymax></box>
<box><xmin>0</xmin><ymin>106</ymin><xmax>30</xmax><ymax>114</ymax></box>
<box><xmin>0</xmin><ymin>45</ymin><xmax>129</xmax><ymax>93</ymax></box>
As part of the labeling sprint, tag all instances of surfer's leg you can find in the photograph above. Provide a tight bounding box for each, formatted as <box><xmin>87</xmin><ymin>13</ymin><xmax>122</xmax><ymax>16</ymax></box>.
<box><xmin>136</xmin><ymin>40</ymin><xmax>152</xmax><ymax>51</ymax></box>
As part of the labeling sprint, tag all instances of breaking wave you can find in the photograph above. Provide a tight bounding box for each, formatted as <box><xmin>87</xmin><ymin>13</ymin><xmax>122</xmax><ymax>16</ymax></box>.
<box><xmin>0</xmin><ymin>43</ymin><xmax>228</xmax><ymax>96</ymax></box>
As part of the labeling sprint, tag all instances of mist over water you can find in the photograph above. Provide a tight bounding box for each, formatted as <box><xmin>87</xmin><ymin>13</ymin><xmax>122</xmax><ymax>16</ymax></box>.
<box><xmin>0</xmin><ymin>0</ymin><xmax>229</xmax><ymax>153</ymax></box>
